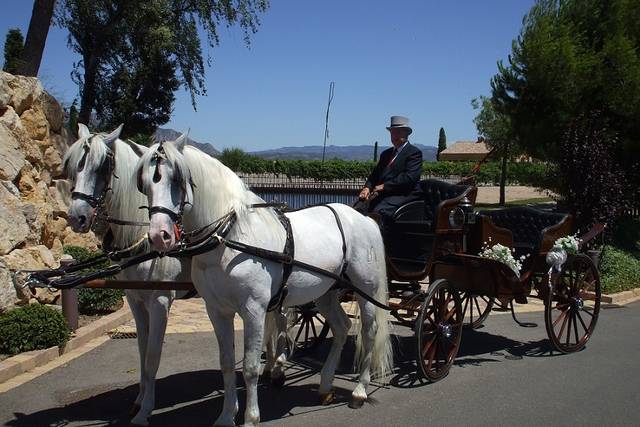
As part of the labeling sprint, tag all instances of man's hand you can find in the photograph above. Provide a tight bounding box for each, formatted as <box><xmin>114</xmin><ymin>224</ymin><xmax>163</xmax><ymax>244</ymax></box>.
<box><xmin>373</xmin><ymin>183</ymin><xmax>384</xmax><ymax>193</ymax></box>
<box><xmin>359</xmin><ymin>187</ymin><xmax>370</xmax><ymax>200</ymax></box>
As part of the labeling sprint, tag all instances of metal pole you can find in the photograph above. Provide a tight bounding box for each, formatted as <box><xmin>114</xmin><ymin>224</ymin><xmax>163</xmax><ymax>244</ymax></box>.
<box><xmin>60</xmin><ymin>258</ymin><xmax>78</xmax><ymax>331</ymax></box>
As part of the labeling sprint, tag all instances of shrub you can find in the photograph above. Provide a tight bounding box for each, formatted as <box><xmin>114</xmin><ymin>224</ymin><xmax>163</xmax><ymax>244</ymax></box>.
<box><xmin>0</xmin><ymin>304</ymin><xmax>70</xmax><ymax>355</ymax></box>
<box><xmin>599</xmin><ymin>246</ymin><xmax>640</xmax><ymax>294</ymax></box>
<box><xmin>557</xmin><ymin>112</ymin><xmax>627</xmax><ymax>230</ymax></box>
<box><xmin>63</xmin><ymin>246</ymin><xmax>123</xmax><ymax>314</ymax></box>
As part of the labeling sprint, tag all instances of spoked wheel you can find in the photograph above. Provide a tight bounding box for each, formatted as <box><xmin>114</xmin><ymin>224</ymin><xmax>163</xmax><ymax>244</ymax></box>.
<box><xmin>459</xmin><ymin>291</ymin><xmax>494</xmax><ymax>329</ymax></box>
<box><xmin>415</xmin><ymin>279</ymin><xmax>463</xmax><ymax>382</ymax></box>
<box><xmin>290</xmin><ymin>303</ymin><xmax>330</xmax><ymax>351</ymax></box>
<box><xmin>544</xmin><ymin>254</ymin><xmax>601</xmax><ymax>353</ymax></box>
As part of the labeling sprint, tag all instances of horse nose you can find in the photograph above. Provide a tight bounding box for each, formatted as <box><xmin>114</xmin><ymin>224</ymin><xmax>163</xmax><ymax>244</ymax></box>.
<box><xmin>161</xmin><ymin>230</ymin><xmax>172</xmax><ymax>245</ymax></box>
<box><xmin>78</xmin><ymin>215</ymin><xmax>87</xmax><ymax>227</ymax></box>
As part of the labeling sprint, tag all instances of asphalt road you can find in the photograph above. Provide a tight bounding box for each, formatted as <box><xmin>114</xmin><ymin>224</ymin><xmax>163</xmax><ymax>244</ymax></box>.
<box><xmin>1</xmin><ymin>301</ymin><xmax>639</xmax><ymax>427</ymax></box>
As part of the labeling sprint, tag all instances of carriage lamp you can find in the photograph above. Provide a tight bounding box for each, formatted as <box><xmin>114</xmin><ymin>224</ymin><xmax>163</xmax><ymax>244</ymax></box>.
<box><xmin>448</xmin><ymin>207</ymin><xmax>466</xmax><ymax>228</ymax></box>
<box><xmin>459</xmin><ymin>196</ymin><xmax>475</xmax><ymax>224</ymax></box>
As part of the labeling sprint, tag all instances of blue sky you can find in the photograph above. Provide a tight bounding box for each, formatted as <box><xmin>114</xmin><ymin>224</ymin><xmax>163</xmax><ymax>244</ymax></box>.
<box><xmin>1</xmin><ymin>1</ymin><xmax>535</xmax><ymax>151</ymax></box>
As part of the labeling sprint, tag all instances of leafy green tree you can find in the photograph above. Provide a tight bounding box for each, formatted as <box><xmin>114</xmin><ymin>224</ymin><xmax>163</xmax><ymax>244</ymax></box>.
<box><xmin>18</xmin><ymin>0</ymin><xmax>56</xmax><ymax>76</ymax></box>
<box><xmin>56</xmin><ymin>0</ymin><xmax>269</xmax><ymax>128</ymax></box>
<box><xmin>3</xmin><ymin>28</ymin><xmax>24</xmax><ymax>74</ymax></box>
<box><xmin>472</xmin><ymin>96</ymin><xmax>514</xmax><ymax>206</ymax></box>
<box><xmin>437</xmin><ymin>127</ymin><xmax>446</xmax><ymax>160</ymax></box>
<box><xmin>491</xmin><ymin>0</ymin><xmax>640</xmax><ymax>168</ymax></box>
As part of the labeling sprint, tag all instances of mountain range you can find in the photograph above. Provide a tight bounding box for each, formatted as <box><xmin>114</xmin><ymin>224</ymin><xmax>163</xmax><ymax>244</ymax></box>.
<box><xmin>249</xmin><ymin>144</ymin><xmax>438</xmax><ymax>161</ymax></box>
<box><xmin>153</xmin><ymin>128</ymin><xmax>220</xmax><ymax>157</ymax></box>
<box><xmin>154</xmin><ymin>128</ymin><xmax>438</xmax><ymax>161</ymax></box>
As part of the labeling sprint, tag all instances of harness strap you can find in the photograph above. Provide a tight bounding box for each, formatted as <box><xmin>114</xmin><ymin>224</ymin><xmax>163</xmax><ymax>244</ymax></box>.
<box><xmin>319</xmin><ymin>205</ymin><xmax>348</xmax><ymax>275</ymax></box>
<box><xmin>266</xmin><ymin>210</ymin><xmax>294</xmax><ymax>312</ymax></box>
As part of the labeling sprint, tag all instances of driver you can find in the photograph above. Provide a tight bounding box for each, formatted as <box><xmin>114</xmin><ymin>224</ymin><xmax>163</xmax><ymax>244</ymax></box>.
<box><xmin>358</xmin><ymin>115</ymin><xmax>423</xmax><ymax>227</ymax></box>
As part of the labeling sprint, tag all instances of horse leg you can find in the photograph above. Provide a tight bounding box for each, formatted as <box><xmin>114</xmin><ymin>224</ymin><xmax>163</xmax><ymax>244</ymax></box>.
<box><xmin>269</xmin><ymin>310</ymin><xmax>288</xmax><ymax>387</ymax></box>
<box><xmin>126</xmin><ymin>295</ymin><xmax>149</xmax><ymax>419</ymax></box>
<box><xmin>315</xmin><ymin>291</ymin><xmax>351</xmax><ymax>404</ymax></box>
<box><xmin>262</xmin><ymin>311</ymin><xmax>276</xmax><ymax>381</ymax></box>
<box><xmin>130</xmin><ymin>294</ymin><xmax>171</xmax><ymax>426</ymax></box>
<box><xmin>206</xmin><ymin>305</ymin><xmax>238</xmax><ymax>427</ymax></box>
<box><xmin>350</xmin><ymin>297</ymin><xmax>377</xmax><ymax>409</ymax></box>
<box><xmin>240</xmin><ymin>306</ymin><xmax>266</xmax><ymax>426</ymax></box>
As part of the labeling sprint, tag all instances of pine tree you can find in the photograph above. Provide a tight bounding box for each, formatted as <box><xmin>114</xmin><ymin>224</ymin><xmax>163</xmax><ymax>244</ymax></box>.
<box><xmin>437</xmin><ymin>127</ymin><xmax>446</xmax><ymax>160</ymax></box>
<box><xmin>3</xmin><ymin>29</ymin><xmax>24</xmax><ymax>74</ymax></box>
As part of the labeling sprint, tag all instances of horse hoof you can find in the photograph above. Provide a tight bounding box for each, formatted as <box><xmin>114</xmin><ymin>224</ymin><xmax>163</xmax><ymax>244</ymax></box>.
<box><xmin>348</xmin><ymin>396</ymin><xmax>366</xmax><ymax>409</ymax></box>
<box><xmin>129</xmin><ymin>403</ymin><xmax>141</xmax><ymax>417</ymax></box>
<box><xmin>271</xmin><ymin>374</ymin><xmax>285</xmax><ymax>388</ymax></box>
<box><xmin>319</xmin><ymin>390</ymin><xmax>335</xmax><ymax>405</ymax></box>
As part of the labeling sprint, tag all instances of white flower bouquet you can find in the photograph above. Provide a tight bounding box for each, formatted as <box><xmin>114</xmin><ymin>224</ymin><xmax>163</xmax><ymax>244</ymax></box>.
<box><xmin>479</xmin><ymin>239</ymin><xmax>528</xmax><ymax>278</ymax></box>
<box><xmin>552</xmin><ymin>234</ymin><xmax>581</xmax><ymax>255</ymax></box>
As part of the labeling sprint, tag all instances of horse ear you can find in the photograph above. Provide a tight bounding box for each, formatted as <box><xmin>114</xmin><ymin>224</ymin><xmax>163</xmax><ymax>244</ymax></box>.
<box><xmin>123</xmin><ymin>139</ymin><xmax>147</xmax><ymax>158</ymax></box>
<box><xmin>174</xmin><ymin>130</ymin><xmax>189</xmax><ymax>153</ymax></box>
<box><xmin>103</xmin><ymin>124</ymin><xmax>123</xmax><ymax>149</ymax></box>
<box><xmin>78</xmin><ymin>123</ymin><xmax>91</xmax><ymax>139</ymax></box>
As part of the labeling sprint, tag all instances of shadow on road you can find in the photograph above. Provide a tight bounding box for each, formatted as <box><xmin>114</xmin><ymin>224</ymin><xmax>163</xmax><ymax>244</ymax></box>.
<box><xmin>3</xmin><ymin>327</ymin><xmax>576</xmax><ymax>426</ymax></box>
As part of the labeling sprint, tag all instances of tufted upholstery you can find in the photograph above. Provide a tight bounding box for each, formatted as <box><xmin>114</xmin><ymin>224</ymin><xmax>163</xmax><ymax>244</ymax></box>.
<box><xmin>385</xmin><ymin>179</ymin><xmax>473</xmax><ymax>275</ymax></box>
<box><xmin>420</xmin><ymin>179</ymin><xmax>473</xmax><ymax>228</ymax></box>
<box><xmin>480</xmin><ymin>207</ymin><xmax>568</xmax><ymax>256</ymax></box>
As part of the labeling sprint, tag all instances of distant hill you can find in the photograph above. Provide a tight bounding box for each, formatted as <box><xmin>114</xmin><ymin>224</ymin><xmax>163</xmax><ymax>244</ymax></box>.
<box><xmin>153</xmin><ymin>128</ymin><xmax>220</xmax><ymax>157</ymax></box>
<box><xmin>249</xmin><ymin>144</ymin><xmax>438</xmax><ymax>161</ymax></box>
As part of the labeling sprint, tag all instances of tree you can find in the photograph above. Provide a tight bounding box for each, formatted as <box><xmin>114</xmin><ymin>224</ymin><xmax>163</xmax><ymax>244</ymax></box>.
<box><xmin>18</xmin><ymin>0</ymin><xmax>56</xmax><ymax>76</ymax></box>
<box><xmin>491</xmin><ymin>0</ymin><xmax>640</xmax><ymax>169</ymax></box>
<box><xmin>472</xmin><ymin>96</ymin><xmax>514</xmax><ymax>206</ymax></box>
<box><xmin>56</xmin><ymin>0</ymin><xmax>269</xmax><ymax>128</ymax></box>
<box><xmin>558</xmin><ymin>111</ymin><xmax>627</xmax><ymax>229</ymax></box>
<box><xmin>67</xmin><ymin>99</ymin><xmax>78</xmax><ymax>136</ymax></box>
<box><xmin>437</xmin><ymin>127</ymin><xmax>446</xmax><ymax>160</ymax></box>
<box><xmin>3</xmin><ymin>29</ymin><xmax>24</xmax><ymax>74</ymax></box>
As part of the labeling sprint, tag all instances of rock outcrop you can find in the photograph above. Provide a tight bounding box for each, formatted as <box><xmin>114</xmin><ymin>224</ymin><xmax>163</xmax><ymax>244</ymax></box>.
<box><xmin>0</xmin><ymin>71</ymin><xmax>99</xmax><ymax>312</ymax></box>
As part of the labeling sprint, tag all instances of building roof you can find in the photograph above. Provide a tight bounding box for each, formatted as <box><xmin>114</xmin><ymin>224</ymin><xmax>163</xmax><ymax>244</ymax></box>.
<box><xmin>440</xmin><ymin>141</ymin><xmax>490</xmax><ymax>155</ymax></box>
<box><xmin>439</xmin><ymin>141</ymin><xmax>491</xmax><ymax>161</ymax></box>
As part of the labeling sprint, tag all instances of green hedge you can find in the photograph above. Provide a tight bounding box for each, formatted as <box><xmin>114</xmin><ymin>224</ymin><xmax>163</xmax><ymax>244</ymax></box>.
<box><xmin>63</xmin><ymin>246</ymin><xmax>123</xmax><ymax>314</ymax></box>
<box><xmin>217</xmin><ymin>149</ymin><xmax>552</xmax><ymax>187</ymax></box>
<box><xmin>0</xmin><ymin>304</ymin><xmax>70</xmax><ymax>355</ymax></box>
<box><xmin>600</xmin><ymin>246</ymin><xmax>640</xmax><ymax>294</ymax></box>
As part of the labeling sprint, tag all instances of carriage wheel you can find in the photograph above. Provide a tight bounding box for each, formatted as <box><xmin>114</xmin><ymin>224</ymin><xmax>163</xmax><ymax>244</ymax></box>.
<box><xmin>290</xmin><ymin>303</ymin><xmax>330</xmax><ymax>351</ymax></box>
<box><xmin>415</xmin><ymin>279</ymin><xmax>463</xmax><ymax>382</ymax></box>
<box><xmin>459</xmin><ymin>291</ymin><xmax>494</xmax><ymax>329</ymax></box>
<box><xmin>544</xmin><ymin>254</ymin><xmax>601</xmax><ymax>353</ymax></box>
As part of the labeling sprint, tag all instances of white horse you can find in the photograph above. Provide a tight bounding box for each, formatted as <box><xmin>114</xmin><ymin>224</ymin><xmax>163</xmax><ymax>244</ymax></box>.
<box><xmin>63</xmin><ymin>124</ymin><xmax>192</xmax><ymax>426</ymax></box>
<box><xmin>135</xmin><ymin>135</ymin><xmax>393</xmax><ymax>426</ymax></box>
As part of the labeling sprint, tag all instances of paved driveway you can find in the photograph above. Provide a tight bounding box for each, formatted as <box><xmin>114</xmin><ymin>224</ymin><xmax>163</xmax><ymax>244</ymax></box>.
<box><xmin>1</xmin><ymin>301</ymin><xmax>639</xmax><ymax>426</ymax></box>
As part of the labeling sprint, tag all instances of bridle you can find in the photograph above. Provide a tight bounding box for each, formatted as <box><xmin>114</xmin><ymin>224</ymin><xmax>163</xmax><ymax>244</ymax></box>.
<box><xmin>138</xmin><ymin>143</ymin><xmax>195</xmax><ymax>245</ymax></box>
<box><xmin>70</xmin><ymin>138</ymin><xmax>117</xmax><ymax>223</ymax></box>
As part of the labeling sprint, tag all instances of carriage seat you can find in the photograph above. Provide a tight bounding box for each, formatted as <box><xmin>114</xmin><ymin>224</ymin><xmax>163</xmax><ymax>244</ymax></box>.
<box><xmin>392</xmin><ymin>179</ymin><xmax>474</xmax><ymax>231</ymax></box>
<box><xmin>478</xmin><ymin>206</ymin><xmax>570</xmax><ymax>258</ymax></box>
<box><xmin>386</xmin><ymin>179</ymin><xmax>474</xmax><ymax>276</ymax></box>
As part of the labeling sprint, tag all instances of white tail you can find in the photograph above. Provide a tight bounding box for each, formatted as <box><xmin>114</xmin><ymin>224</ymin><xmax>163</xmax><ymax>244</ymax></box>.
<box><xmin>354</xmin><ymin>244</ymin><xmax>394</xmax><ymax>382</ymax></box>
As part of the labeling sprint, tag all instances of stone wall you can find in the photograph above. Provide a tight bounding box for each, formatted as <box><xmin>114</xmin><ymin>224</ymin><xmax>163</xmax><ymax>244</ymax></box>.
<box><xmin>0</xmin><ymin>71</ymin><xmax>99</xmax><ymax>312</ymax></box>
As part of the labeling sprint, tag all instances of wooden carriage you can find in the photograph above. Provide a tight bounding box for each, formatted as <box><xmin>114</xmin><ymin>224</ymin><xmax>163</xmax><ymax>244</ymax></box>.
<box><xmin>379</xmin><ymin>180</ymin><xmax>602</xmax><ymax>382</ymax></box>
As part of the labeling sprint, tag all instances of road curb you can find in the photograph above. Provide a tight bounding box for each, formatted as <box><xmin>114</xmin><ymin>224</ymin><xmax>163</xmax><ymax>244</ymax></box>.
<box><xmin>0</xmin><ymin>303</ymin><xmax>132</xmax><ymax>386</ymax></box>
<box><xmin>601</xmin><ymin>288</ymin><xmax>640</xmax><ymax>305</ymax></box>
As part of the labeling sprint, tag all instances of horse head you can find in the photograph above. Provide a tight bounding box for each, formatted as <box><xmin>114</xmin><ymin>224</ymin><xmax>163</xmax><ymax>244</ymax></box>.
<box><xmin>135</xmin><ymin>132</ymin><xmax>193</xmax><ymax>252</ymax></box>
<box><xmin>64</xmin><ymin>122</ymin><xmax>152</xmax><ymax>235</ymax></box>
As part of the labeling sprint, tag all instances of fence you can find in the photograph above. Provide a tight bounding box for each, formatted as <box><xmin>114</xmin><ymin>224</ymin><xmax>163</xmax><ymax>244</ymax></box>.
<box><xmin>239</xmin><ymin>174</ymin><xmax>362</xmax><ymax>208</ymax></box>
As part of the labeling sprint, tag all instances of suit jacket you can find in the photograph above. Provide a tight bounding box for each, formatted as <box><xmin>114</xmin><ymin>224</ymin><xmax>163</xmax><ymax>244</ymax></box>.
<box><xmin>365</xmin><ymin>142</ymin><xmax>422</xmax><ymax>196</ymax></box>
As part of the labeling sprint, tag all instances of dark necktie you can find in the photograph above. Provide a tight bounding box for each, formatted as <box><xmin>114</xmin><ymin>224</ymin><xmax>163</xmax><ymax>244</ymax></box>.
<box><xmin>387</xmin><ymin>148</ymin><xmax>398</xmax><ymax>167</ymax></box>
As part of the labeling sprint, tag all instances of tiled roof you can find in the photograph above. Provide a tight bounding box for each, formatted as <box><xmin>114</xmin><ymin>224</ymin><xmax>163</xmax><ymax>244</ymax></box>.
<box><xmin>440</xmin><ymin>141</ymin><xmax>490</xmax><ymax>155</ymax></box>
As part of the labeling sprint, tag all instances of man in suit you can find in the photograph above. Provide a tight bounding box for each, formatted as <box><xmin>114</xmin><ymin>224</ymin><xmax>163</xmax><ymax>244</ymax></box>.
<box><xmin>359</xmin><ymin>115</ymin><xmax>423</xmax><ymax>224</ymax></box>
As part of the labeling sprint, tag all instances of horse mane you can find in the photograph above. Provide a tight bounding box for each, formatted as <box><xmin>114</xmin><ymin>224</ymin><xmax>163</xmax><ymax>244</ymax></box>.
<box><xmin>137</xmin><ymin>142</ymin><xmax>281</xmax><ymax>239</ymax></box>
<box><xmin>64</xmin><ymin>135</ymin><xmax>149</xmax><ymax>248</ymax></box>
